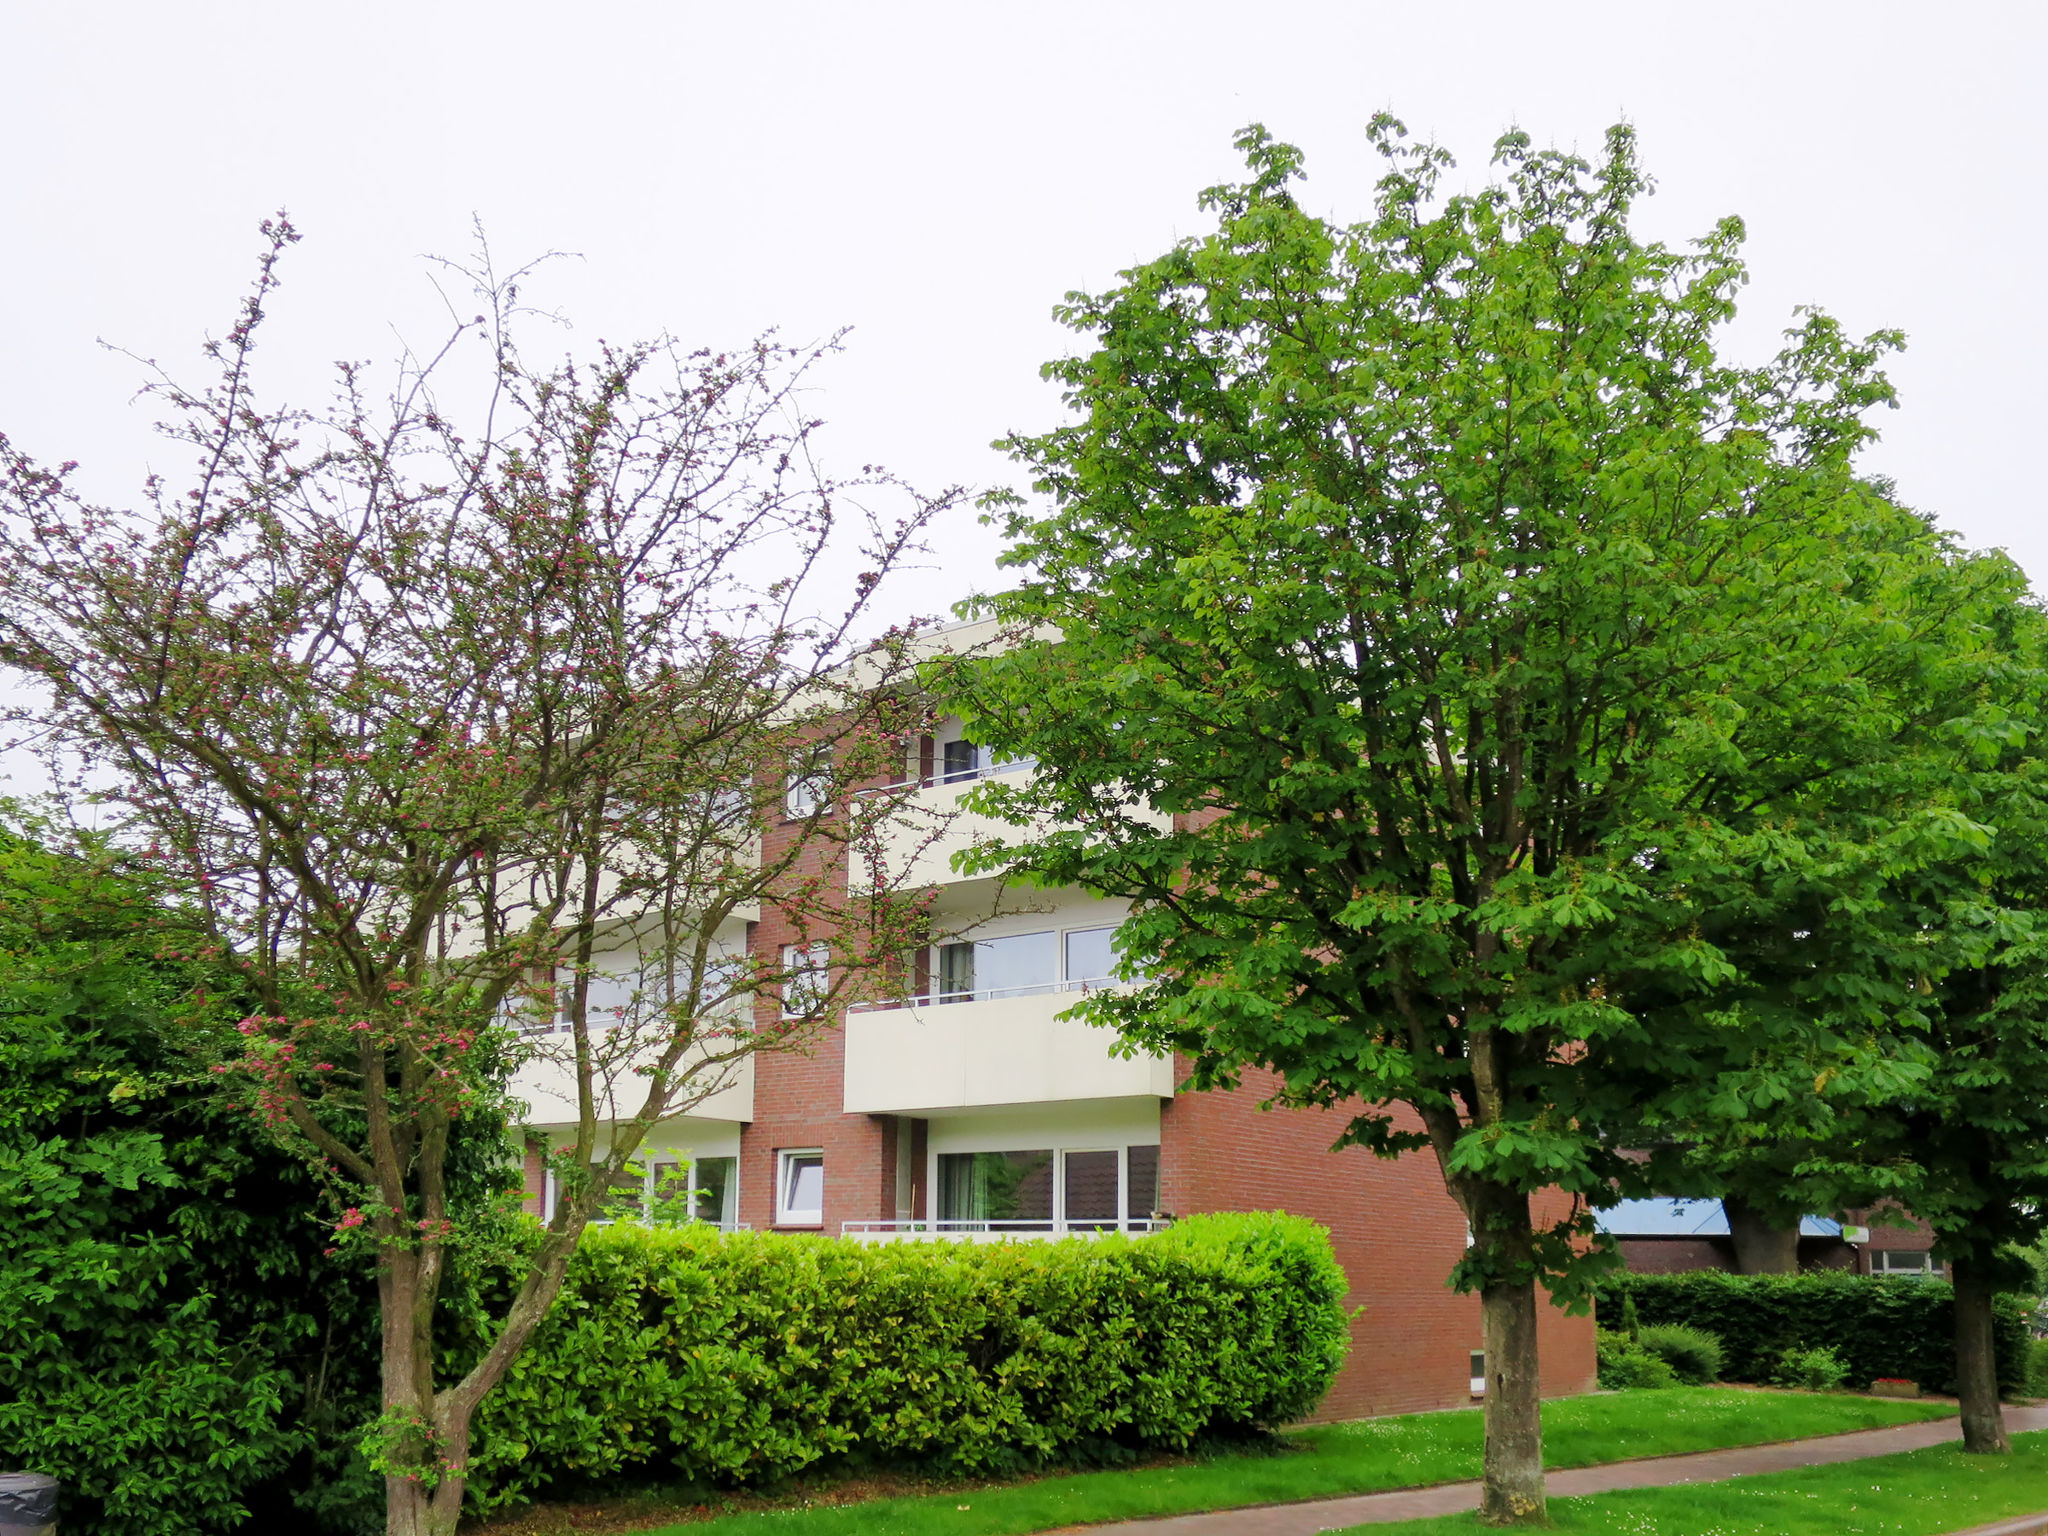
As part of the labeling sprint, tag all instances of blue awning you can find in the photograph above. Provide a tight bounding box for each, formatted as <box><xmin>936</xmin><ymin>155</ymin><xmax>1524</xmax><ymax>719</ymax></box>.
<box><xmin>1597</xmin><ymin>1197</ymin><xmax>1842</xmax><ymax>1240</ymax></box>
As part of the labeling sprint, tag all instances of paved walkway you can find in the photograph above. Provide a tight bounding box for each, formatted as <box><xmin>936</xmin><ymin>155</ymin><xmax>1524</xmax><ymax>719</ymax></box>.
<box><xmin>1066</xmin><ymin>1405</ymin><xmax>2048</xmax><ymax>1535</ymax></box>
<box><xmin>1950</xmin><ymin>1515</ymin><xmax>2048</xmax><ymax>1536</ymax></box>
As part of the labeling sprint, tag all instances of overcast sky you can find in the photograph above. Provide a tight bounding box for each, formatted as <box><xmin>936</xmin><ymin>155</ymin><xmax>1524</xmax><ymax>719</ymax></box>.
<box><xmin>6</xmin><ymin>0</ymin><xmax>2042</xmax><ymax>627</ymax></box>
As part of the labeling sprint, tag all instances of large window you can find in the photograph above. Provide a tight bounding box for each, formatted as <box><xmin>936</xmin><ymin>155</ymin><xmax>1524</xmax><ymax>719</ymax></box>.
<box><xmin>777</xmin><ymin>1149</ymin><xmax>824</xmax><ymax>1226</ymax></box>
<box><xmin>931</xmin><ymin>925</ymin><xmax>1143</xmax><ymax>1005</ymax></box>
<box><xmin>936</xmin><ymin>931</ymin><xmax>1056</xmax><ymax>1002</ymax></box>
<box><xmin>936</xmin><ymin>734</ymin><xmax>1034</xmax><ymax>785</ymax></box>
<box><xmin>936</xmin><ymin>1143</ymin><xmax>1160</xmax><ymax>1231</ymax></box>
<box><xmin>1871</xmin><ymin>1249</ymin><xmax>1944</xmax><ymax>1278</ymax></box>
<box><xmin>555</xmin><ymin>963</ymin><xmax>638</xmax><ymax>1032</ymax></box>
<box><xmin>938</xmin><ymin>1149</ymin><xmax>1053</xmax><ymax>1226</ymax></box>
<box><xmin>647</xmin><ymin>1155</ymin><xmax>740</xmax><ymax>1230</ymax></box>
<box><xmin>1062</xmin><ymin>927</ymin><xmax>1123</xmax><ymax>989</ymax></box>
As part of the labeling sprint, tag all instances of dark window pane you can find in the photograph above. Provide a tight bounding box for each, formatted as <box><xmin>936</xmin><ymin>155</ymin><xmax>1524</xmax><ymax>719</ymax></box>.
<box><xmin>694</xmin><ymin>1156</ymin><xmax>736</xmax><ymax>1228</ymax></box>
<box><xmin>1127</xmin><ymin>1144</ymin><xmax>1160</xmax><ymax>1220</ymax></box>
<box><xmin>937</xmin><ymin>1150</ymin><xmax>1052</xmax><ymax>1226</ymax></box>
<box><xmin>942</xmin><ymin>738</ymin><xmax>980</xmax><ymax>781</ymax></box>
<box><xmin>1064</xmin><ymin>1149</ymin><xmax>1119</xmax><ymax>1228</ymax></box>
<box><xmin>938</xmin><ymin>942</ymin><xmax>974</xmax><ymax>1001</ymax></box>
<box><xmin>602</xmin><ymin>1165</ymin><xmax>648</xmax><ymax>1221</ymax></box>
<box><xmin>649</xmin><ymin>1159</ymin><xmax>688</xmax><ymax>1219</ymax></box>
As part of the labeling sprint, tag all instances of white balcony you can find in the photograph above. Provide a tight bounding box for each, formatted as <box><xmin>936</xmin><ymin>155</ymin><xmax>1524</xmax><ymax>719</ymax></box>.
<box><xmin>512</xmin><ymin>1037</ymin><xmax>753</xmax><ymax>1127</ymax></box>
<box><xmin>841</xmin><ymin>988</ymin><xmax>1175</xmax><ymax>1115</ymax></box>
<box><xmin>855</xmin><ymin>765</ymin><xmax>1170</xmax><ymax>892</ymax></box>
<box><xmin>843</xmin><ymin>1218</ymin><xmax>1173</xmax><ymax>1244</ymax></box>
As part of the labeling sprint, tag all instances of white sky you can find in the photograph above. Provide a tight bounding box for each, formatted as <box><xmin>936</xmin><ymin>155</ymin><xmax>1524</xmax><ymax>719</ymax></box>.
<box><xmin>5</xmin><ymin>0</ymin><xmax>2043</xmax><ymax>627</ymax></box>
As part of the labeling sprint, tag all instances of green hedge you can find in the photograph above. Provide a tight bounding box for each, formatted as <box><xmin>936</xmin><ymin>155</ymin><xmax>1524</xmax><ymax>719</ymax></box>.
<box><xmin>1594</xmin><ymin>1271</ymin><xmax>2031</xmax><ymax>1396</ymax></box>
<box><xmin>464</xmin><ymin>1211</ymin><xmax>1348</xmax><ymax>1516</ymax></box>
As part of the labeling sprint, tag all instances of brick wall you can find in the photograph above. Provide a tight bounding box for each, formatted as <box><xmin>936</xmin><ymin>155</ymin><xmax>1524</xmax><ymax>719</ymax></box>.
<box><xmin>1160</xmin><ymin>1063</ymin><xmax>1596</xmax><ymax>1420</ymax></box>
<box><xmin>1845</xmin><ymin>1204</ymin><xmax>1938</xmax><ymax>1274</ymax></box>
<box><xmin>520</xmin><ymin>1135</ymin><xmax>546</xmax><ymax>1219</ymax></box>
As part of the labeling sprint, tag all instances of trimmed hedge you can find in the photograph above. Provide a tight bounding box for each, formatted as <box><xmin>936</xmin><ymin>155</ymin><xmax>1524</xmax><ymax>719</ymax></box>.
<box><xmin>1595</xmin><ymin>1329</ymin><xmax>1677</xmax><ymax>1390</ymax></box>
<box><xmin>1595</xmin><ymin>1271</ymin><xmax>2030</xmax><ymax>1396</ymax></box>
<box><xmin>1636</xmin><ymin>1323</ymin><xmax>1724</xmax><ymax>1386</ymax></box>
<box><xmin>464</xmin><ymin>1211</ymin><xmax>1349</xmax><ymax>1516</ymax></box>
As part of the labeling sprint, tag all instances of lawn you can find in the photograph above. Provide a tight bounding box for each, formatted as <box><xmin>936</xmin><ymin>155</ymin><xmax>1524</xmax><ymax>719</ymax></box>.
<box><xmin>1344</xmin><ymin>1427</ymin><xmax>2048</xmax><ymax>1534</ymax></box>
<box><xmin>476</xmin><ymin>1388</ymin><xmax>1955</xmax><ymax>1536</ymax></box>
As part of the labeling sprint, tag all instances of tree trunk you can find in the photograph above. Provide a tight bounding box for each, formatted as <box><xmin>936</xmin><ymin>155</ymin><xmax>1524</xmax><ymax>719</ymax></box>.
<box><xmin>1723</xmin><ymin>1195</ymin><xmax>1800</xmax><ymax>1275</ymax></box>
<box><xmin>379</xmin><ymin>1397</ymin><xmax>470</xmax><ymax>1536</ymax></box>
<box><xmin>1479</xmin><ymin>1271</ymin><xmax>1547</xmax><ymax>1524</ymax></box>
<box><xmin>386</xmin><ymin>1478</ymin><xmax>462</xmax><ymax>1536</ymax></box>
<box><xmin>375</xmin><ymin>1244</ymin><xmax>468</xmax><ymax>1536</ymax></box>
<box><xmin>1951</xmin><ymin>1254</ymin><xmax>2010</xmax><ymax>1455</ymax></box>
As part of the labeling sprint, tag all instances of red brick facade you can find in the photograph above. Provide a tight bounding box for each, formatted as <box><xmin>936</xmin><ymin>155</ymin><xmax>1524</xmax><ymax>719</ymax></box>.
<box><xmin>526</xmin><ymin>732</ymin><xmax>1599</xmax><ymax>1423</ymax></box>
<box><xmin>1159</xmin><ymin>1063</ymin><xmax>1596</xmax><ymax>1419</ymax></box>
<box><xmin>715</xmin><ymin>1017</ymin><xmax>1597</xmax><ymax>1420</ymax></box>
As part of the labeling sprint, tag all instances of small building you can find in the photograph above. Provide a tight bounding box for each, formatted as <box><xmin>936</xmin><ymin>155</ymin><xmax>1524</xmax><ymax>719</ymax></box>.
<box><xmin>1597</xmin><ymin>1197</ymin><xmax>1941</xmax><ymax>1277</ymax></box>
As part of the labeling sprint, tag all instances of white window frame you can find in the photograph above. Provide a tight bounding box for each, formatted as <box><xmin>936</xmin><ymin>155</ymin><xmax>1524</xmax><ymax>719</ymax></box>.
<box><xmin>1058</xmin><ymin>1145</ymin><xmax>1124</xmax><ymax>1230</ymax></box>
<box><xmin>781</xmin><ymin>942</ymin><xmax>830</xmax><ymax>1019</ymax></box>
<box><xmin>776</xmin><ymin>1148</ymin><xmax>825</xmax><ymax>1227</ymax></box>
<box><xmin>647</xmin><ymin>1153</ymin><xmax>739</xmax><ymax>1230</ymax></box>
<box><xmin>927</xmin><ymin>922</ymin><xmax>1144</xmax><ymax>1007</ymax></box>
<box><xmin>784</xmin><ymin>751</ymin><xmax>830</xmax><ymax>819</ymax></box>
<box><xmin>931</xmin><ymin>1142</ymin><xmax>1159</xmax><ymax>1232</ymax></box>
<box><xmin>932</xmin><ymin>718</ymin><xmax>1035</xmax><ymax>786</ymax></box>
<box><xmin>555</xmin><ymin>960</ymin><xmax>638</xmax><ymax>1034</ymax></box>
<box><xmin>1871</xmin><ymin>1249</ymin><xmax>1944</xmax><ymax>1277</ymax></box>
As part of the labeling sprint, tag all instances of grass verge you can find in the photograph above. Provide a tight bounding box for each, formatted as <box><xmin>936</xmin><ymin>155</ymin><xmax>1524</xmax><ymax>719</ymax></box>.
<box><xmin>1343</xmin><ymin>1427</ymin><xmax>2048</xmax><ymax>1534</ymax></box>
<box><xmin>471</xmin><ymin>1388</ymin><xmax>1954</xmax><ymax>1536</ymax></box>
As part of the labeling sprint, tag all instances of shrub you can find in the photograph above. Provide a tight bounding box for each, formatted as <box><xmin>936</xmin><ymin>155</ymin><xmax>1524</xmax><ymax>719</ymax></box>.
<box><xmin>1636</xmin><ymin>1323</ymin><xmax>1724</xmax><ymax>1385</ymax></box>
<box><xmin>1773</xmin><ymin>1344</ymin><xmax>1850</xmax><ymax>1391</ymax></box>
<box><xmin>2029</xmin><ymin>1338</ymin><xmax>2048</xmax><ymax>1398</ymax></box>
<box><xmin>462</xmin><ymin>1211</ymin><xmax>1349</xmax><ymax>1518</ymax></box>
<box><xmin>1595</xmin><ymin>1271</ymin><xmax>2031</xmax><ymax>1394</ymax></box>
<box><xmin>0</xmin><ymin>834</ymin><xmax>372</xmax><ymax>1536</ymax></box>
<box><xmin>1596</xmin><ymin>1328</ymin><xmax>1678</xmax><ymax>1390</ymax></box>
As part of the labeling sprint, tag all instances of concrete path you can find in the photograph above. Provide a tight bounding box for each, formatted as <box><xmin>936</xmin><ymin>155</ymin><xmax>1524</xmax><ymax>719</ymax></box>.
<box><xmin>1066</xmin><ymin>1404</ymin><xmax>2048</xmax><ymax>1536</ymax></box>
<box><xmin>1949</xmin><ymin>1515</ymin><xmax>2048</xmax><ymax>1536</ymax></box>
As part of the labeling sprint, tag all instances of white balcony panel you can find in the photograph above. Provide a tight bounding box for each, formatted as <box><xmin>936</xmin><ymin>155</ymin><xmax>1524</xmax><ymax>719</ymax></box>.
<box><xmin>856</xmin><ymin>772</ymin><xmax>1170</xmax><ymax>893</ymax></box>
<box><xmin>513</xmin><ymin>1040</ymin><xmax>753</xmax><ymax>1127</ymax></box>
<box><xmin>842</xmin><ymin>991</ymin><xmax>1173</xmax><ymax>1115</ymax></box>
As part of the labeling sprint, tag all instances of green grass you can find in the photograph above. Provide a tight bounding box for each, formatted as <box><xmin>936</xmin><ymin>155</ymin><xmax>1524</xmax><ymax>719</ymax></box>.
<box><xmin>1344</xmin><ymin>1428</ymin><xmax>2048</xmax><ymax>1534</ymax></box>
<box><xmin>586</xmin><ymin>1389</ymin><xmax>1953</xmax><ymax>1536</ymax></box>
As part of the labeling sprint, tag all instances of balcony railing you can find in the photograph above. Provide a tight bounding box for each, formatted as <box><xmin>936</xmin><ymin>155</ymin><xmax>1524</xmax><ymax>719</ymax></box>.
<box><xmin>587</xmin><ymin>1216</ymin><xmax>750</xmax><ymax>1233</ymax></box>
<box><xmin>847</xmin><ymin>977</ymin><xmax>1123</xmax><ymax>1013</ymax></box>
<box><xmin>842</xmin><ymin>1217</ymin><xmax>1172</xmax><ymax>1241</ymax></box>
<box><xmin>858</xmin><ymin>756</ymin><xmax>1037</xmax><ymax>798</ymax></box>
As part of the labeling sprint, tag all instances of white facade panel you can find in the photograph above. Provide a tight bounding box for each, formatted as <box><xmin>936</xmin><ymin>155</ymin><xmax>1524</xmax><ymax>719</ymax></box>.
<box><xmin>841</xmin><ymin>990</ymin><xmax>1174</xmax><ymax>1114</ymax></box>
<box><xmin>512</xmin><ymin>1045</ymin><xmax>753</xmax><ymax>1128</ymax></box>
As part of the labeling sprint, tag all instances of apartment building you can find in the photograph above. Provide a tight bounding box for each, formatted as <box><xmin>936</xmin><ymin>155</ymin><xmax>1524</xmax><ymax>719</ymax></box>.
<box><xmin>515</xmin><ymin>622</ymin><xmax>1597</xmax><ymax>1421</ymax></box>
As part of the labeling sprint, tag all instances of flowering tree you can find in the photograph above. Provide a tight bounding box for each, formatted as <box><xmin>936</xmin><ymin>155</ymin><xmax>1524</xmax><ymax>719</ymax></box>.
<box><xmin>0</xmin><ymin>220</ymin><xmax>957</xmax><ymax>1536</ymax></box>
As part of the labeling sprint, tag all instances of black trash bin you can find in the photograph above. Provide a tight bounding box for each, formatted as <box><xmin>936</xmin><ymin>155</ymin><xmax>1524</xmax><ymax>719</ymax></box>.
<box><xmin>0</xmin><ymin>1473</ymin><xmax>58</xmax><ymax>1535</ymax></box>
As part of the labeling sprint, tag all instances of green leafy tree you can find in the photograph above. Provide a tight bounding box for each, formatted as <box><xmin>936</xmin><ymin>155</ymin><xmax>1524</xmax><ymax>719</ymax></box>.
<box><xmin>1634</xmin><ymin>576</ymin><xmax>2048</xmax><ymax>1453</ymax></box>
<box><xmin>0</xmin><ymin>223</ymin><xmax>956</xmax><ymax>1536</ymax></box>
<box><xmin>0</xmin><ymin>819</ymin><xmax>375</xmax><ymax>1534</ymax></box>
<box><xmin>944</xmin><ymin>120</ymin><xmax>1991</xmax><ymax>1522</ymax></box>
